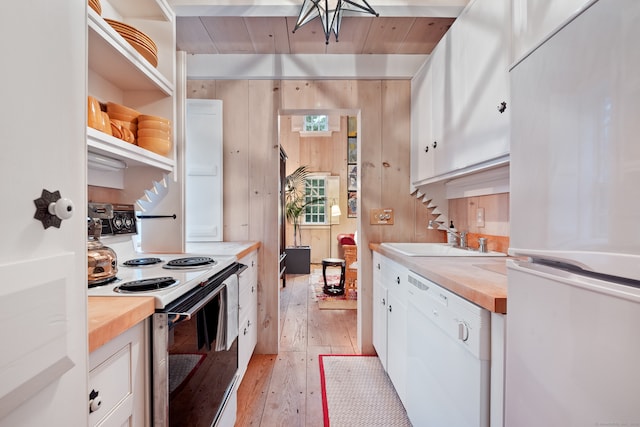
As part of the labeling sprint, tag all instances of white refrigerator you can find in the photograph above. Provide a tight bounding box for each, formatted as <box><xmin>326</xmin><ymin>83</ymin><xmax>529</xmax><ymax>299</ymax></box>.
<box><xmin>506</xmin><ymin>0</ymin><xmax>640</xmax><ymax>426</ymax></box>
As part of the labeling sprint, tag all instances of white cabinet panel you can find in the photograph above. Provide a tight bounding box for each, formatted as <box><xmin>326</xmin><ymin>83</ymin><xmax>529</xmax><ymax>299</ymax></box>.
<box><xmin>89</xmin><ymin>321</ymin><xmax>148</xmax><ymax>427</ymax></box>
<box><xmin>238</xmin><ymin>250</ymin><xmax>258</xmax><ymax>383</ymax></box>
<box><xmin>0</xmin><ymin>1</ymin><xmax>87</xmax><ymax>425</ymax></box>
<box><xmin>511</xmin><ymin>0</ymin><xmax>592</xmax><ymax>61</ymax></box>
<box><xmin>411</xmin><ymin>0</ymin><xmax>510</xmax><ymax>186</ymax></box>
<box><xmin>455</xmin><ymin>0</ymin><xmax>510</xmax><ymax>171</ymax></box>
<box><xmin>371</xmin><ymin>253</ymin><xmax>409</xmax><ymax>404</ymax></box>
<box><xmin>185</xmin><ymin>99</ymin><xmax>223</xmax><ymax>242</ymax></box>
<box><xmin>410</xmin><ymin>62</ymin><xmax>434</xmax><ymax>184</ymax></box>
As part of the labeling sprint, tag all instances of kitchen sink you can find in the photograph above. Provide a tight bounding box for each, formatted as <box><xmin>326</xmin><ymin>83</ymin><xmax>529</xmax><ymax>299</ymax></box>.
<box><xmin>380</xmin><ymin>242</ymin><xmax>506</xmax><ymax>257</ymax></box>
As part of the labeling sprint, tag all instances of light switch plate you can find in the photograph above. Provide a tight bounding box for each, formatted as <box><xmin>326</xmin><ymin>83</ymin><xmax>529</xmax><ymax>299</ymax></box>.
<box><xmin>370</xmin><ymin>208</ymin><xmax>394</xmax><ymax>225</ymax></box>
<box><xmin>476</xmin><ymin>207</ymin><xmax>485</xmax><ymax>227</ymax></box>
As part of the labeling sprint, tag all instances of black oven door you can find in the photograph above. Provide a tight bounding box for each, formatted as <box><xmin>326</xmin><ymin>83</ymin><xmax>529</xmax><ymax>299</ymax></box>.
<box><xmin>152</xmin><ymin>263</ymin><xmax>241</xmax><ymax>427</ymax></box>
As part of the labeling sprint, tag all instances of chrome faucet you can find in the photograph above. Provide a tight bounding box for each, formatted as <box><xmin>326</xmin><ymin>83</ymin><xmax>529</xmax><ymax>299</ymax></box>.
<box><xmin>427</xmin><ymin>220</ymin><xmax>468</xmax><ymax>248</ymax></box>
<box><xmin>449</xmin><ymin>230</ymin><xmax>468</xmax><ymax>248</ymax></box>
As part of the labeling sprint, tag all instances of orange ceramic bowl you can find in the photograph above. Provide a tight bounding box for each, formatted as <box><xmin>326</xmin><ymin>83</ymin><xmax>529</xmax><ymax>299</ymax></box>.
<box><xmin>137</xmin><ymin>128</ymin><xmax>170</xmax><ymax>139</ymax></box>
<box><xmin>138</xmin><ymin>114</ymin><xmax>171</xmax><ymax>125</ymax></box>
<box><xmin>138</xmin><ymin>136</ymin><xmax>171</xmax><ymax>156</ymax></box>
<box><xmin>137</xmin><ymin>119</ymin><xmax>171</xmax><ymax>132</ymax></box>
<box><xmin>106</xmin><ymin>101</ymin><xmax>140</xmax><ymax>117</ymax></box>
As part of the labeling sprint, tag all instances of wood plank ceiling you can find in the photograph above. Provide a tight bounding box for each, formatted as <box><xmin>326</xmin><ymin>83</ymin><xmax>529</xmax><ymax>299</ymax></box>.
<box><xmin>176</xmin><ymin>16</ymin><xmax>455</xmax><ymax>55</ymax></box>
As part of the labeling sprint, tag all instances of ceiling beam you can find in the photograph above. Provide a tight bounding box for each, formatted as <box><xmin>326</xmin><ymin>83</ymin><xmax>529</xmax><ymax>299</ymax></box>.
<box><xmin>185</xmin><ymin>53</ymin><xmax>430</xmax><ymax>79</ymax></box>
<box><xmin>168</xmin><ymin>0</ymin><xmax>468</xmax><ymax>17</ymax></box>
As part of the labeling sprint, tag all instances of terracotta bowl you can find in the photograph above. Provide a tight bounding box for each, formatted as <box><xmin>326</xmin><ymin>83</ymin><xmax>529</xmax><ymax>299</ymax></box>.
<box><xmin>138</xmin><ymin>137</ymin><xmax>171</xmax><ymax>156</ymax></box>
<box><xmin>106</xmin><ymin>101</ymin><xmax>140</xmax><ymax>117</ymax></box>
<box><xmin>107</xmin><ymin>112</ymin><xmax>138</xmax><ymax>124</ymax></box>
<box><xmin>137</xmin><ymin>120</ymin><xmax>171</xmax><ymax>132</ymax></box>
<box><xmin>110</xmin><ymin>119</ymin><xmax>137</xmax><ymax>132</ymax></box>
<box><xmin>87</xmin><ymin>96</ymin><xmax>102</xmax><ymax>130</ymax></box>
<box><xmin>137</xmin><ymin>128</ymin><xmax>171</xmax><ymax>139</ymax></box>
<box><xmin>138</xmin><ymin>114</ymin><xmax>171</xmax><ymax>125</ymax></box>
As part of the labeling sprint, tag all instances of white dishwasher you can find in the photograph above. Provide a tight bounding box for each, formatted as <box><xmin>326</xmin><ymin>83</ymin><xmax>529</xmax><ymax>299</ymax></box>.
<box><xmin>406</xmin><ymin>271</ymin><xmax>491</xmax><ymax>427</ymax></box>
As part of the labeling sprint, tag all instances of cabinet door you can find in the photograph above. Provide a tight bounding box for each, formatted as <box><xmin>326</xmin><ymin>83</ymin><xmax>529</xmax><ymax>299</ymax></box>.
<box><xmin>429</xmin><ymin>39</ymin><xmax>446</xmax><ymax>177</ymax></box>
<box><xmin>185</xmin><ymin>99</ymin><xmax>223</xmax><ymax>242</ymax></box>
<box><xmin>89</xmin><ymin>321</ymin><xmax>148</xmax><ymax>427</ymax></box>
<box><xmin>238</xmin><ymin>250</ymin><xmax>258</xmax><ymax>382</ymax></box>
<box><xmin>387</xmin><ymin>292</ymin><xmax>407</xmax><ymax>404</ymax></box>
<box><xmin>372</xmin><ymin>265</ymin><xmax>388</xmax><ymax>369</ymax></box>
<box><xmin>0</xmin><ymin>1</ymin><xmax>87</xmax><ymax>425</ymax></box>
<box><xmin>456</xmin><ymin>0</ymin><xmax>510</xmax><ymax>170</ymax></box>
<box><xmin>411</xmin><ymin>62</ymin><xmax>435</xmax><ymax>184</ymax></box>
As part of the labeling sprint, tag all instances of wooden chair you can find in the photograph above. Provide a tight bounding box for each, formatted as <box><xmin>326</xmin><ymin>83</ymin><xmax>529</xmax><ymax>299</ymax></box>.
<box><xmin>342</xmin><ymin>244</ymin><xmax>357</xmax><ymax>295</ymax></box>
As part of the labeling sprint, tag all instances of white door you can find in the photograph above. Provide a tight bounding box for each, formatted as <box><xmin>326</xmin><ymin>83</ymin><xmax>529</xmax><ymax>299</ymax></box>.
<box><xmin>185</xmin><ymin>99</ymin><xmax>223</xmax><ymax>242</ymax></box>
<box><xmin>0</xmin><ymin>1</ymin><xmax>87</xmax><ymax>425</ymax></box>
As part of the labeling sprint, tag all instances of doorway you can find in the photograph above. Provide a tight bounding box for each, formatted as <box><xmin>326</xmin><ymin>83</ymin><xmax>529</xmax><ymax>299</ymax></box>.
<box><xmin>278</xmin><ymin>108</ymin><xmax>361</xmax><ymax>340</ymax></box>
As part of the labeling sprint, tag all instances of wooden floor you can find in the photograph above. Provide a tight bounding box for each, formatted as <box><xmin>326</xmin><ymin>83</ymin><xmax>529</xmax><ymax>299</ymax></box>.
<box><xmin>236</xmin><ymin>270</ymin><xmax>359</xmax><ymax>426</ymax></box>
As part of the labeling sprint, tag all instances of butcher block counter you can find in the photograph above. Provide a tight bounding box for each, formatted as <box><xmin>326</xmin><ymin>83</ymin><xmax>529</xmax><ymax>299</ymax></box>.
<box><xmin>88</xmin><ymin>296</ymin><xmax>154</xmax><ymax>352</ymax></box>
<box><xmin>88</xmin><ymin>241</ymin><xmax>261</xmax><ymax>352</ymax></box>
<box><xmin>370</xmin><ymin>243</ymin><xmax>508</xmax><ymax>314</ymax></box>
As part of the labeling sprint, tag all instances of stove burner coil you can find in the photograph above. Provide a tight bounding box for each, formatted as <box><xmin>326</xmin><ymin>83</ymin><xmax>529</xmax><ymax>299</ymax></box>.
<box><xmin>114</xmin><ymin>277</ymin><xmax>178</xmax><ymax>292</ymax></box>
<box><xmin>123</xmin><ymin>257</ymin><xmax>163</xmax><ymax>266</ymax></box>
<box><xmin>88</xmin><ymin>275</ymin><xmax>119</xmax><ymax>288</ymax></box>
<box><xmin>163</xmin><ymin>256</ymin><xmax>215</xmax><ymax>269</ymax></box>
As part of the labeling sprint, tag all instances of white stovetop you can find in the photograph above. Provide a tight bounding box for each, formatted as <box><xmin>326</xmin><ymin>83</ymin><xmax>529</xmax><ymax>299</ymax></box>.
<box><xmin>87</xmin><ymin>238</ymin><xmax>237</xmax><ymax>309</ymax></box>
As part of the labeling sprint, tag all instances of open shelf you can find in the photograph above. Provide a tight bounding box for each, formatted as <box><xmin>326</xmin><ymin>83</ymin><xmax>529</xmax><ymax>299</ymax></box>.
<box><xmin>88</xmin><ymin>9</ymin><xmax>173</xmax><ymax>95</ymax></box>
<box><xmin>87</xmin><ymin>127</ymin><xmax>174</xmax><ymax>172</ymax></box>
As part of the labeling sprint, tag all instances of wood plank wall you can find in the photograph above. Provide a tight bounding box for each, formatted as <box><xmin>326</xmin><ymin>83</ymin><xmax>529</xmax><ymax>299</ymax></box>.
<box><xmin>187</xmin><ymin>79</ymin><xmax>441</xmax><ymax>354</ymax></box>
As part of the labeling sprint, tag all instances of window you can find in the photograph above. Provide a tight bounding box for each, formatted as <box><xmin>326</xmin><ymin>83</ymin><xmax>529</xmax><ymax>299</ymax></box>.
<box><xmin>302</xmin><ymin>176</ymin><xmax>327</xmax><ymax>225</ymax></box>
<box><xmin>303</xmin><ymin>115</ymin><xmax>329</xmax><ymax>132</ymax></box>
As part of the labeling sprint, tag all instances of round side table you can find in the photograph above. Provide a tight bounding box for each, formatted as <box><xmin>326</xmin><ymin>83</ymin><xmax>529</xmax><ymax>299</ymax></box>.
<box><xmin>321</xmin><ymin>258</ymin><xmax>346</xmax><ymax>295</ymax></box>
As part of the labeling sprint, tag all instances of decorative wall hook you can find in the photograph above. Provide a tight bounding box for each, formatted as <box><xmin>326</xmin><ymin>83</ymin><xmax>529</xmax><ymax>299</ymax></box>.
<box><xmin>34</xmin><ymin>189</ymin><xmax>75</xmax><ymax>229</ymax></box>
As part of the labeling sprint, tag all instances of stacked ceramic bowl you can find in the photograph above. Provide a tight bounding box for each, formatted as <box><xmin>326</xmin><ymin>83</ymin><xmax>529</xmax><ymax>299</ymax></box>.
<box><xmin>106</xmin><ymin>102</ymin><xmax>138</xmax><ymax>144</ymax></box>
<box><xmin>137</xmin><ymin>115</ymin><xmax>172</xmax><ymax>156</ymax></box>
<box><xmin>88</xmin><ymin>0</ymin><xmax>101</xmax><ymax>15</ymax></box>
<box><xmin>105</xmin><ymin>19</ymin><xmax>158</xmax><ymax>67</ymax></box>
<box><xmin>88</xmin><ymin>96</ymin><xmax>112</xmax><ymax>136</ymax></box>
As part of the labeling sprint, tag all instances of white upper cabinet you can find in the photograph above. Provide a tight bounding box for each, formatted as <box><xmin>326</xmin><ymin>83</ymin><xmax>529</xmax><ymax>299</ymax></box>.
<box><xmin>511</xmin><ymin>0</ymin><xmax>592</xmax><ymax>61</ymax></box>
<box><xmin>410</xmin><ymin>62</ymin><xmax>434</xmax><ymax>184</ymax></box>
<box><xmin>411</xmin><ymin>0</ymin><xmax>510</xmax><ymax>186</ymax></box>
<box><xmin>87</xmin><ymin>0</ymin><xmax>176</xmax><ymax>181</ymax></box>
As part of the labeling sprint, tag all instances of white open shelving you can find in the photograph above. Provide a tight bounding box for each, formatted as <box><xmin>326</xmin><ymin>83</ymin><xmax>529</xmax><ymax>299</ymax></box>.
<box><xmin>87</xmin><ymin>0</ymin><xmax>176</xmax><ymax>178</ymax></box>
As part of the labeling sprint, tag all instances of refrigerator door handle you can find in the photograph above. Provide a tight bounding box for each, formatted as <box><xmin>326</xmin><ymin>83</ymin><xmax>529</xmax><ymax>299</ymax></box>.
<box><xmin>507</xmin><ymin>259</ymin><xmax>640</xmax><ymax>302</ymax></box>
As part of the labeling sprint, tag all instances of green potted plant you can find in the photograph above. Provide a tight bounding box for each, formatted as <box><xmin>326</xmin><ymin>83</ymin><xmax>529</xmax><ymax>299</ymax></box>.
<box><xmin>284</xmin><ymin>165</ymin><xmax>324</xmax><ymax>273</ymax></box>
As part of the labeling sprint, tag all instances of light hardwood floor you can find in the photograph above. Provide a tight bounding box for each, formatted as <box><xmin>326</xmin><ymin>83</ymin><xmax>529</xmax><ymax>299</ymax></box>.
<box><xmin>236</xmin><ymin>270</ymin><xmax>359</xmax><ymax>426</ymax></box>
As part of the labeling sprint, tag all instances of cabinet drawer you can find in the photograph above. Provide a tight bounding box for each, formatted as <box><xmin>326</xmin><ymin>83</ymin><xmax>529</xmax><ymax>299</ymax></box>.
<box><xmin>89</xmin><ymin>342</ymin><xmax>133</xmax><ymax>426</ymax></box>
<box><xmin>238</xmin><ymin>299</ymin><xmax>258</xmax><ymax>382</ymax></box>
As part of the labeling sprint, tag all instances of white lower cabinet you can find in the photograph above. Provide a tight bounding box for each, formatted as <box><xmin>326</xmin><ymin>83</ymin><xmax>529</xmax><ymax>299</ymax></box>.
<box><xmin>238</xmin><ymin>250</ymin><xmax>258</xmax><ymax>383</ymax></box>
<box><xmin>372</xmin><ymin>253</ymin><xmax>408</xmax><ymax>404</ymax></box>
<box><xmin>89</xmin><ymin>321</ymin><xmax>148</xmax><ymax>427</ymax></box>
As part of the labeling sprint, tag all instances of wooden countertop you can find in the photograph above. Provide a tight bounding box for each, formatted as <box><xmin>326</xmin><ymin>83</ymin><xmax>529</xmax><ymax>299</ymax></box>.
<box><xmin>370</xmin><ymin>243</ymin><xmax>508</xmax><ymax>314</ymax></box>
<box><xmin>88</xmin><ymin>241</ymin><xmax>261</xmax><ymax>352</ymax></box>
<box><xmin>88</xmin><ymin>296</ymin><xmax>155</xmax><ymax>352</ymax></box>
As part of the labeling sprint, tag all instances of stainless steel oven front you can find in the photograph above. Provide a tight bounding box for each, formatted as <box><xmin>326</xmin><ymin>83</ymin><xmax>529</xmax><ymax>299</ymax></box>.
<box><xmin>151</xmin><ymin>263</ymin><xmax>244</xmax><ymax>427</ymax></box>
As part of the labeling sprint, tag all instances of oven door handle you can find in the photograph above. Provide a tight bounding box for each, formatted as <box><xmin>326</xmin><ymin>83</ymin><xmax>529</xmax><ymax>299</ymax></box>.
<box><xmin>165</xmin><ymin>285</ymin><xmax>224</xmax><ymax>324</ymax></box>
<box><xmin>237</xmin><ymin>263</ymin><xmax>248</xmax><ymax>275</ymax></box>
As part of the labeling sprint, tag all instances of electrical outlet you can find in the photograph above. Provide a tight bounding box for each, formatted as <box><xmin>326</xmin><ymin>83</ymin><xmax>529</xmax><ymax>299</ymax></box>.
<box><xmin>370</xmin><ymin>208</ymin><xmax>394</xmax><ymax>225</ymax></box>
<box><xmin>476</xmin><ymin>207</ymin><xmax>485</xmax><ymax>228</ymax></box>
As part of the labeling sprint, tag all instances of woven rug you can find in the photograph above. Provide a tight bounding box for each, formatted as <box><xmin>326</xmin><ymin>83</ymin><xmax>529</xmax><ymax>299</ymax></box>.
<box><xmin>319</xmin><ymin>355</ymin><xmax>412</xmax><ymax>426</ymax></box>
<box><xmin>169</xmin><ymin>353</ymin><xmax>206</xmax><ymax>395</ymax></box>
<box><xmin>310</xmin><ymin>268</ymin><xmax>357</xmax><ymax>310</ymax></box>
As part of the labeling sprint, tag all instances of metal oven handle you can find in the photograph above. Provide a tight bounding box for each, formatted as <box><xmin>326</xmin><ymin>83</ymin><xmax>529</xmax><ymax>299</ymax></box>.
<box><xmin>165</xmin><ymin>284</ymin><xmax>224</xmax><ymax>323</ymax></box>
<box><xmin>164</xmin><ymin>263</ymin><xmax>243</xmax><ymax>325</ymax></box>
